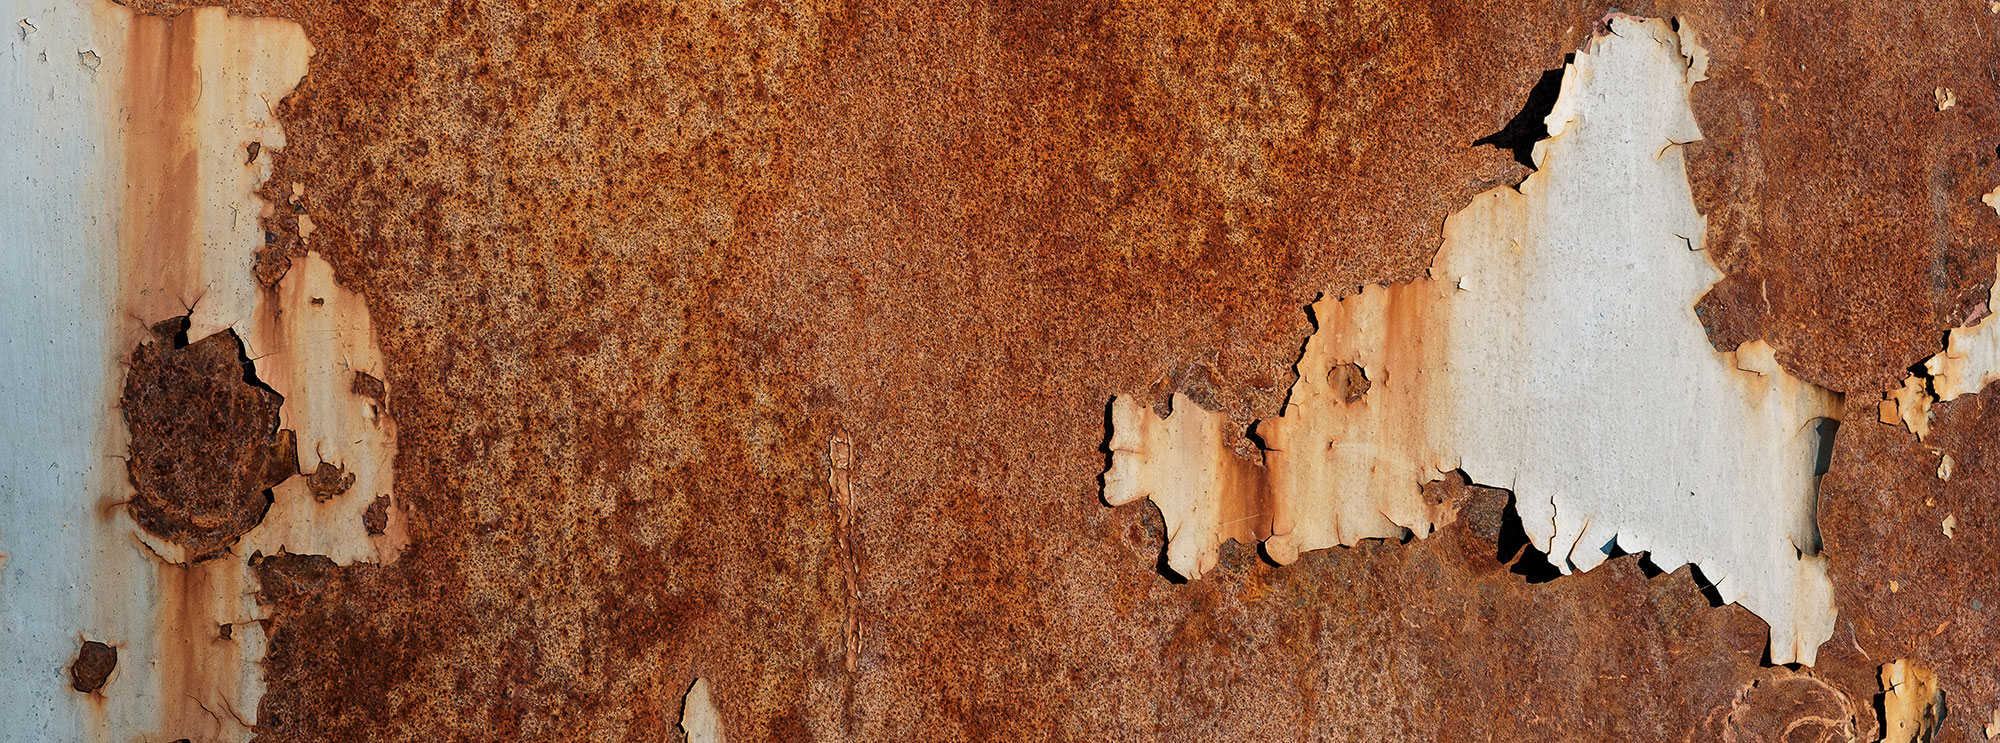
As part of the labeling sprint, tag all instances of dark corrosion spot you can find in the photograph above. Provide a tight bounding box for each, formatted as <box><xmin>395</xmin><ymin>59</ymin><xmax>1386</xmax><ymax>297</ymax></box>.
<box><xmin>69</xmin><ymin>640</ymin><xmax>115</xmax><ymax>693</ymax></box>
<box><xmin>251</xmin><ymin>244</ymin><xmax>291</xmax><ymax>288</ymax></box>
<box><xmin>244</xmin><ymin>140</ymin><xmax>261</xmax><ymax>164</ymax></box>
<box><xmin>121</xmin><ymin>321</ymin><xmax>298</xmax><ymax>559</ymax></box>
<box><xmin>362</xmin><ymin>495</ymin><xmax>391</xmax><ymax>536</ymax></box>
<box><xmin>307</xmin><ymin>461</ymin><xmax>356</xmax><ymax>502</ymax></box>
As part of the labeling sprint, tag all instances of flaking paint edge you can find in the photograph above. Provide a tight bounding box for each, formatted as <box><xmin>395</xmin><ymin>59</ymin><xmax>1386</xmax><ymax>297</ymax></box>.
<box><xmin>1101</xmin><ymin>16</ymin><xmax>1840</xmax><ymax>666</ymax></box>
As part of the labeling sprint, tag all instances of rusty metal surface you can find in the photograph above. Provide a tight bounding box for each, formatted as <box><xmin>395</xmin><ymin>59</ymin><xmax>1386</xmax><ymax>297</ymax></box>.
<box><xmin>81</xmin><ymin>0</ymin><xmax>2000</xmax><ymax>740</ymax></box>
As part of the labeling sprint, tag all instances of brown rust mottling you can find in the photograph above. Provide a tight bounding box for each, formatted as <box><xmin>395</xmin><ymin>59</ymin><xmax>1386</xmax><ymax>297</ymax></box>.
<box><xmin>305</xmin><ymin>462</ymin><xmax>356</xmax><ymax>502</ymax></box>
<box><xmin>121</xmin><ymin>321</ymin><xmax>296</xmax><ymax>559</ymax></box>
<box><xmin>362</xmin><ymin>495</ymin><xmax>391</xmax><ymax>536</ymax></box>
<box><xmin>92</xmin><ymin>0</ymin><xmax>2000</xmax><ymax>739</ymax></box>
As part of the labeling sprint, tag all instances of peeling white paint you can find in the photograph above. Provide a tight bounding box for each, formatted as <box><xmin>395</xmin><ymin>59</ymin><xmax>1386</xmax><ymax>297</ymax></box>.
<box><xmin>240</xmin><ymin>251</ymin><xmax>405</xmax><ymax>565</ymax></box>
<box><xmin>1103</xmin><ymin>16</ymin><xmax>1840</xmax><ymax>665</ymax></box>
<box><xmin>1881</xmin><ymin>374</ymin><xmax>1932</xmax><ymax>439</ymax></box>
<box><xmin>0</xmin><ymin>2</ymin><xmax>391</xmax><ymax>741</ymax></box>
<box><xmin>1103</xmin><ymin>394</ymin><xmax>1267</xmax><ymax>580</ymax></box>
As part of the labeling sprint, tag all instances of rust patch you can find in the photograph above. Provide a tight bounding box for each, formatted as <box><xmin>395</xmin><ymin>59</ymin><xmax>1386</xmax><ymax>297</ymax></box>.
<box><xmin>1696</xmin><ymin>271</ymin><xmax>1771</xmax><ymax>353</ymax></box>
<box><xmin>350</xmin><ymin>371</ymin><xmax>386</xmax><ymax>401</ymax></box>
<box><xmin>121</xmin><ymin>318</ymin><xmax>296</xmax><ymax>559</ymax></box>
<box><xmin>1328</xmin><ymin>362</ymin><xmax>1371</xmax><ymax>404</ymax></box>
<box><xmin>1696</xmin><ymin>672</ymin><xmax>1861</xmax><ymax>743</ymax></box>
<box><xmin>362</xmin><ymin>495</ymin><xmax>391</xmax><ymax>536</ymax></box>
<box><xmin>306</xmin><ymin>461</ymin><xmax>356</xmax><ymax>501</ymax></box>
<box><xmin>91</xmin><ymin>0</ymin><xmax>2000</xmax><ymax>737</ymax></box>
<box><xmin>253</xmin><ymin>244</ymin><xmax>292</xmax><ymax>288</ymax></box>
<box><xmin>69</xmin><ymin>640</ymin><xmax>116</xmax><ymax>694</ymax></box>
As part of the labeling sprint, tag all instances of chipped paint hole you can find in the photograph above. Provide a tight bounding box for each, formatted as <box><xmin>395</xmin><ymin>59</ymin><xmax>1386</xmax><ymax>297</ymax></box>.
<box><xmin>1809</xmin><ymin>417</ymin><xmax>1839</xmax><ymax>478</ymax></box>
<box><xmin>1472</xmin><ymin>59</ymin><xmax>1569</xmax><ymax>170</ymax></box>
<box><xmin>306</xmin><ymin>461</ymin><xmax>355</xmax><ymax>502</ymax></box>
<box><xmin>351</xmin><ymin>370</ymin><xmax>387</xmax><ymax>400</ymax></box>
<box><xmin>245</xmin><ymin>141</ymin><xmax>261</xmax><ymax>164</ymax></box>
<box><xmin>1492</xmin><ymin>491</ymin><xmax>1562</xmax><ymax>583</ymax></box>
<box><xmin>69</xmin><ymin>640</ymin><xmax>115</xmax><ymax>693</ymax></box>
<box><xmin>1328</xmin><ymin>363</ymin><xmax>1370</xmax><ymax>403</ymax></box>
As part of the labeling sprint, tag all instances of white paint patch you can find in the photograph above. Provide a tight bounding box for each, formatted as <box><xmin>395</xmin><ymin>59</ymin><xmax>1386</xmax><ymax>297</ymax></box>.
<box><xmin>240</xmin><ymin>252</ymin><xmax>406</xmax><ymax>564</ymax></box>
<box><xmin>680</xmin><ymin>678</ymin><xmax>727</xmax><ymax>743</ymax></box>
<box><xmin>1103</xmin><ymin>394</ymin><xmax>1267</xmax><ymax>580</ymax></box>
<box><xmin>0</xmin><ymin>2</ymin><xmax>392</xmax><ymax>741</ymax></box>
<box><xmin>1103</xmin><ymin>16</ymin><xmax>1841</xmax><ymax>665</ymax></box>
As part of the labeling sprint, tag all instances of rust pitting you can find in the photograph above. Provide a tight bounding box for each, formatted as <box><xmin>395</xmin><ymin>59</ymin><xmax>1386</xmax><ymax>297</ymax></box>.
<box><xmin>121</xmin><ymin>317</ymin><xmax>298</xmax><ymax>559</ymax></box>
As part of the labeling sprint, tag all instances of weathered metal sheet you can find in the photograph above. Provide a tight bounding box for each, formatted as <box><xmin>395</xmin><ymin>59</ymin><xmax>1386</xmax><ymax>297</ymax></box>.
<box><xmin>5</xmin><ymin>0</ymin><xmax>2000</xmax><ymax>741</ymax></box>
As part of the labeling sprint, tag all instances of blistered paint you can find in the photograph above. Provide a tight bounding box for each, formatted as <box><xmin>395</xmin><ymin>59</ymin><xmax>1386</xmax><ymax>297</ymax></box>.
<box><xmin>0</xmin><ymin>1</ymin><xmax>395</xmax><ymax>741</ymax></box>
<box><xmin>1102</xmin><ymin>16</ymin><xmax>1841</xmax><ymax>665</ymax></box>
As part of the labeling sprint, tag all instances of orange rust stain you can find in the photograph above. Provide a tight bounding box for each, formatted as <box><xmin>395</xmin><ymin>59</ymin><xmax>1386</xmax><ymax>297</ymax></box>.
<box><xmin>145</xmin><ymin>557</ymin><xmax>257</xmax><ymax>740</ymax></box>
<box><xmin>1214</xmin><ymin>447</ymin><xmax>1275</xmax><ymax>547</ymax></box>
<box><xmin>117</xmin><ymin>12</ymin><xmax>203</xmax><ymax>328</ymax></box>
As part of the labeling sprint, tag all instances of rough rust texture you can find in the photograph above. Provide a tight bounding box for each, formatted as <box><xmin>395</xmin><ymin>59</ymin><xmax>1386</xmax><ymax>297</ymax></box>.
<box><xmin>97</xmin><ymin>0</ymin><xmax>2000</xmax><ymax>740</ymax></box>
<box><xmin>68</xmin><ymin>641</ymin><xmax>117</xmax><ymax>695</ymax></box>
<box><xmin>306</xmin><ymin>462</ymin><xmax>356</xmax><ymax>501</ymax></box>
<box><xmin>121</xmin><ymin>320</ymin><xmax>296</xmax><ymax>560</ymax></box>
